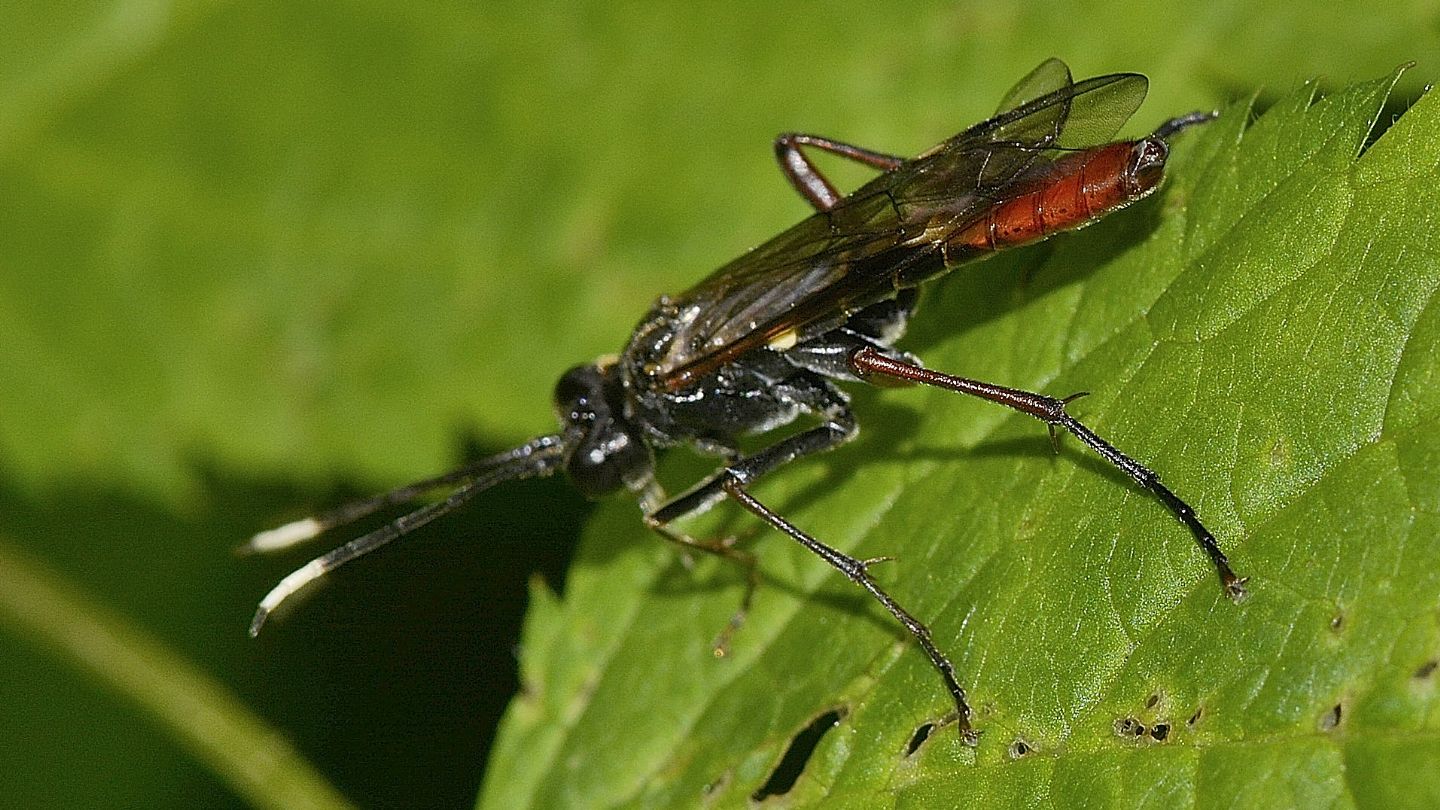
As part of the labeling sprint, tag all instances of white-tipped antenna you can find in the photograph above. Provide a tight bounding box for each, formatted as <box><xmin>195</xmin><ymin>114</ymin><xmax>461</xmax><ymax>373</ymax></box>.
<box><xmin>245</xmin><ymin>517</ymin><xmax>327</xmax><ymax>555</ymax></box>
<box><xmin>250</xmin><ymin>558</ymin><xmax>327</xmax><ymax>635</ymax></box>
<box><xmin>247</xmin><ymin>434</ymin><xmax>569</xmax><ymax>636</ymax></box>
<box><xmin>238</xmin><ymin>456</ymin><xmax>535</xmax><ymax>557</ymax></box>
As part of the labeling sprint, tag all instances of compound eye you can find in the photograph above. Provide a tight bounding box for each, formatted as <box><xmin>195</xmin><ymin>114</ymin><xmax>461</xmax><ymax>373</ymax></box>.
<box><xmin>1128</xmin><ymin>138</ymin><xmax>1169</xmax><ymax>191</ymax></box>
<box><xmin>1131</xmin><ymin>138</ymin><xmax>1168</xmax><ymax>170</ymax></box>
<box><xmin>554</xmin><ymin>364</ymin><xmax>606</xmax><ymax>421</ymax></box>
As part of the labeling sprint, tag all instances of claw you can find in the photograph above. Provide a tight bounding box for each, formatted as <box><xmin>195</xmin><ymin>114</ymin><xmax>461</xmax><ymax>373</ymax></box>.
<box><xmin>1047</xmin><ymin>392</ymin><xmax>1090</xmax><ymax>452</ymax></box>
<box><xmin>938</xmin><ymin>709</ymin><xmax>981</xmax><ymax>746</ymax></box>
<box><xmin>1225</xmin><ymin>575</ymin><xmax>1251</xmax><ymax>603</ymax></box>
<box><xmin>711</xmin><ymin>598</ymin><xmax>749</xmax><ymax>658</ymax></box>
<box><xmin>860</xmin><ymin>555</ymin><xmax>896</xmax><ymax>571</ymax></box>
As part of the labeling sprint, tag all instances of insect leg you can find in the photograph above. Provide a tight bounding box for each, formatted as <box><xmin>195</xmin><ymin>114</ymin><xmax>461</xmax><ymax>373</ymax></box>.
<box><xmin>648</xmin><ymin>403</ymin><xmax>974</xmax><ymax>737</ymax></box>
<box><xmin>642</xmin><ymin>509</ymin><xmax>760</xmax><ymax>657</ymax></box>
<box><xmin>645</xmin><ymin>385</ymin><xmax>855</xmax><ymax>650</ymax></box>
<box><xmin>718</xmin><ymin>474</ymin><xmax>975</xmax><ymax>742</ymax></box>
<box><xmin>775</xmin><ymin>133</ymin><xmax>905</xmax><ymax>211</ymax></box>
<box><xmin>849</xmin><ymin>346</ymin><xmax>1247</xmax><ymax>601</ymax></box>
<box><xmin>649</xmin><ymin>393</ymin><xmax>856</xmax><ymax>525</ymax></box>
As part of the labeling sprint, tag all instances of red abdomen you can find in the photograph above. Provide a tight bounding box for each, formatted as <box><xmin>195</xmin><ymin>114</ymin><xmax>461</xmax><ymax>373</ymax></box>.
<box><xmin>952</xmin><ymin>141</ymin><xmax>1146</xmax><ymax>252</ymax></box>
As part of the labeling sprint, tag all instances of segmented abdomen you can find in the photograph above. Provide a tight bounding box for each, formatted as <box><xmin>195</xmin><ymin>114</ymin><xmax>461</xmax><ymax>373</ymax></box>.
<box><xmin>952</xmin><ymin>141</ymin><xmax>1138</xmax><ymax>251</ymax></box>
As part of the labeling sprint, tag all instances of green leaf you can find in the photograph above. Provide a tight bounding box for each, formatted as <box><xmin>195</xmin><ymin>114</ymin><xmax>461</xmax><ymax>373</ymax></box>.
<box><xmin>483</xmin><ymin>68</ymin><xmax>1440</xmax><ymax>808</ymax></box>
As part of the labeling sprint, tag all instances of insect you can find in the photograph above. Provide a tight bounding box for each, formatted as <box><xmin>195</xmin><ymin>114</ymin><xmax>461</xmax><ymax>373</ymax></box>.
<box><xmin>247</xmin><ymin>59</ymin><xmax>1246</xmax><ymax>741</ymax></box>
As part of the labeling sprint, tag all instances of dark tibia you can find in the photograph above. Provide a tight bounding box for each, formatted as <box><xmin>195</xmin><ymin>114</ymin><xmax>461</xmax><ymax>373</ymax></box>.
<box><xmin>645</xmin><ymin>399</ymin><xmax>974</xmax><ymax>739</ymax></box>
<box><xmin>650</xmin><ymin>404</ymin><xmax>857</xmax><ymax>525</ymax></box>
<box><xmin>719</xmin><ymin>476</ymin><xmax>976</xmax><ymax>742</ymax></box>
<box><xmin>646</xmin><ymin>391</ymin><xmax>856</xmax><ymax>660</ymax></box>
<box><xmin>849</xmin><ymin>346</ymin><xmax>1246</xmax><ymax>600</ymax></box>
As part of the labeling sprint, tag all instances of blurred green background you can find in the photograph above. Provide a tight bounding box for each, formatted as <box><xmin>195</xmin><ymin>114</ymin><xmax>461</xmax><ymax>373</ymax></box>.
<box><xmin>1</xmin><ymin>1</ymin><xmax>1436</xmax><ymax>808</ymax></box>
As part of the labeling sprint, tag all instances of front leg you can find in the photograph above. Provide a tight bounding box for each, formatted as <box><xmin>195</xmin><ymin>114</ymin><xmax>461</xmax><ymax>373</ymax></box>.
<box><xmin>644</xmin><ymin>384</ymin><xmax>856</xmax><ymax>656</ymax></box>
<box><xmin>647</xmin><ymin>411</ymin><xmax>975</xmax><ymax>741</ymax></box>
<box><xmin>849</xmin><ymin>346</ymin><xmax>1248</xmax><ymax>600</ymax></box>
<box><xmin>641</xmin><ymin>499</ymin><xmax>759</xmax><ymax>658</ymax></box>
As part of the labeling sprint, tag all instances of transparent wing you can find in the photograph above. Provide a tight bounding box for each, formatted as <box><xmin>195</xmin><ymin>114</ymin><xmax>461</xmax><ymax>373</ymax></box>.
<box><xmin>953</xmin><ymin>59</ymin><xmax>1147</xmax><ymax>152</ymax></box>
<box><xmin>657</xmin><ymin>61</ymin><xmax>1150</xmax><ymax>387</ymax></box>
<box><xmin>909</xmin><ymin>63</ymin><xmax>1147</xmax><ymax>196</ymax></box>
<box><xmin>993</xmin><ymin>57</ymin><xmax>1073</xmax><ymax>114</ymax></box>
<box><xmin>656</xmin><ymin>190</ymin><xmax>904</xmax><ymax>378</ymax></box>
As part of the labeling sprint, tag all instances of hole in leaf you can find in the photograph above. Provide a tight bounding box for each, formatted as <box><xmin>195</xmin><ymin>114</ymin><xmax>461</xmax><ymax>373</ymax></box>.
<box><xmin>1415</xmin><ymin>660</ymin><xmax>1438</xmax><ymax>679</ymax></box>
<box><xmin>904</xmin><ymin>722</ymin><xmax>935</xmax><ymax>757</ymax></box>
<box><xmin>1330</xmin><ymin>613</ymin><xmax>1344</xmax><ymax>632</ymax></box>
<box><xmin>1008</xmin><ymin>738</ymin><xmax>1033</xmax><ymax>759</ymax></box>
<box><xmin>1145</xmin><ymin>692</ymin><xmax>1160</xmax><ymax>709</ymax></box>
<box><xmin>752</xmin><ymin>708</ymin><xmax>845</xmax><ymax>801</ymax></box>
<box><xmin>1150</xmin><ymin>723</ymin><xmax>1170</xmax><ymax>741</ymax></box>
<box><xmin>1187</xmin><ymin>707</ymin><xmax>1203</xmax><ymax>727</ymax></box>
<box><xmin>1320</xmin><ymin>702</ymin><xmax>1343</xmax><ymax>732</ymax></box>
<box><xmin>1113</xmin><ymin>717</ymin><xmax>1146</xmax><ymax>738</ymax></box>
